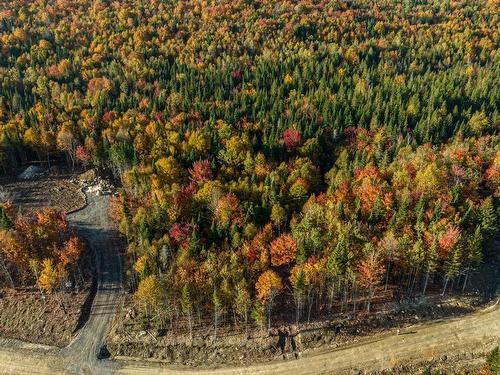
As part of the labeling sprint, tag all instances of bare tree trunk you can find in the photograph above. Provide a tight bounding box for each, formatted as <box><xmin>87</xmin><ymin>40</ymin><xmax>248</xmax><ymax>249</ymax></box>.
<box><xmin>442</xmin><ymin>277</ymin><xmax>449</xmax><ymax>296</ymax></box>
<box><xmin>341</xmin><ymin>281</ymin><xmax>346</xmax><ymax>313</ymax></box>
<box><xmin>462</xmin><ymin>271</ymin><xmax>469</xmax><ymax>291</ymax></box>
<box><xmin>0</xmin><ymin>256</ymin><xmax>14</xmax><ymax>288</ymax></box>
<box><xmin>367</xmin><ymin>287</ymin><xmax>373</xmax><ymax>313</ymax></box>
<box><xmin>307</xmin><ymin>296</ymin><xmax>313</xmax><ymax>324</ymax></box>
<box><xmin>328</xmin><ymin>279</ymin><xmax>335</xmax><ymax>312</ymax></box>
<box><xmin>214</xmin><ymin>305</ymin><xmax>218</xmax><ymax>340</ymax></box>
<box><xmin>187</xmin><ymin>312</ymin><xmax>193</xmax><ymax>340</ymax></box>
<box><xmin>244</xmin><ymin>309</ymin><xmax>248</xmax><ymax>337</ymax></box>
<box><xmin>422</xmin><ymin>272</ymin><xmax>430</xmax><ymax>295</ymax></box>
<box><xmin>384</xmin><ymin>262</ymin><xmax>391</xmax><ymax>291</ymax></box>
<box><xmin>352</xmin><ymin>284</ymin><xmax>357</xmax><ymax>314</ymax></box>
<box><xmin>267</xmin><ymin>300</ymin><xmax>273</xmax><ymax>330</ymax></box>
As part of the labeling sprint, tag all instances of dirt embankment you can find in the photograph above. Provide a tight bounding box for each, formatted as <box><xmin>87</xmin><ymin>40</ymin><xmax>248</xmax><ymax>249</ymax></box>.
<box><xmin>108</xmin><ymin>294</ymin><xmax>486</xmax><ymax>368</ymax></box>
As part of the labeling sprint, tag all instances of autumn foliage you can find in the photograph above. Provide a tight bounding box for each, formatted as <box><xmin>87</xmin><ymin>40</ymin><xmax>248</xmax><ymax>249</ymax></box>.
<box><xmin>0</xmin><ymin>204</ymin><xmax>86</xmax><ymax>293</ymax></box>
<box><xmin>270</xmin><ymin>234</ymin><xmax>298</xmax><ymax>267</ymax></box>
<box><xmin>0</xmin><ymin>0</ymin><xmax>498</xmax><ymax>333</ymax></box>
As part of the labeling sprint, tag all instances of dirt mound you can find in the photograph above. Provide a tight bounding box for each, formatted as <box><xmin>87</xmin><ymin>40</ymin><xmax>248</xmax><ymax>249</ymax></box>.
<box><xmin>17</xmin><ymin>165</ymin><xmax>48</xmax><ymax>180</ymax></box>
<box><xmin>78</xmin><ymin>169</ymin><xmax>97</xmax><ymax>183</ymax></box>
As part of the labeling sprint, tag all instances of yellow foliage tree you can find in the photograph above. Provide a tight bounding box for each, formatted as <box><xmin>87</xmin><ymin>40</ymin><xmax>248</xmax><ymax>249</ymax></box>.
<box><xmin>38</xmin><ymin>258</ymin><xmax>66</xmax><ymax>294</ymax></box>
<box><xmin>134</xmin><ymin>274</ymin><xmax>165</xmax><ymax>316</ymax></box>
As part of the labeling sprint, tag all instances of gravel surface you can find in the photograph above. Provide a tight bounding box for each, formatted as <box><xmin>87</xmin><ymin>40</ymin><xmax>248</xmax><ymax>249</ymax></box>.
<box><xmin>61</xmin><ymin>193</ymin><xmax>123</xmax><ymax>374</ymax></box>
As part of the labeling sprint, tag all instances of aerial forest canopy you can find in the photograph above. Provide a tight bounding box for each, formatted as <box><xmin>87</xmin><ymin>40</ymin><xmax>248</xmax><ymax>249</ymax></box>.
<box><xmin>0</xmin><ymin>0</ymin><xmax>498</xmax><ymax>328</ymax></box>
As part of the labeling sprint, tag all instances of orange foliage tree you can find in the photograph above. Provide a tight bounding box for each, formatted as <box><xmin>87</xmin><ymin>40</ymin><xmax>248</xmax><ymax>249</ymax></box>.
<box><xmin>270</xmin><ymin>233</ymin><xmax>298</xmax><ymax>267</ymax></box>
<box><xmin>256</xmin><ymin>270</ymin><xmax>283</xmax><ymax>329</ymax></box>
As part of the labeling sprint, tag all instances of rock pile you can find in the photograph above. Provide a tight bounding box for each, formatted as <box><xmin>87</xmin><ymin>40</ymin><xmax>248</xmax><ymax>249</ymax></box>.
<box><xmin>71</xmin><ymin>169</ymin><xmax>114</xmax><ymax>196</ymax></box>
<box><xmin>17</xmin><ymin>165</ymin><xmax>48</xmax><ymax>180</ymax></box>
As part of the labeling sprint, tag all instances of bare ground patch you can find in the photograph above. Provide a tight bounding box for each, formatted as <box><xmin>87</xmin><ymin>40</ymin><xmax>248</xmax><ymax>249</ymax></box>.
<box><xmin>0</xmin><ymin>287</ymin><xmax>91</xmax><ymax>347</ymax></box>
<box><xmin>0</xmin><ymin>176</ymin><xmax>86</xmax><ymax>214</ymax></box>
<box><xmin>0</xmin><ymin>173</ymin><xmax>93</xmax><ymax>348</ymax></box>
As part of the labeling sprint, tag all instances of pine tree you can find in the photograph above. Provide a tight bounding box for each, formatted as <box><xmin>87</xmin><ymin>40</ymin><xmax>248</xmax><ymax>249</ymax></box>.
<box><xmin>479</xmin><ymin>197</ymin><xmax>497</xmax><ymax>240</ymax></box>
<box><xmin>292</xmin><ymin>267</ymin><xmax>306</xmax><ymax>323</ymax></box>
<box><xmin>251</xmin><ymin>301</ymin><xmax>265</xmax><ymax>331</ymax></box>
<box><xmin>462</xmin><ymin>226</ymin><xmax>483</xmax><ymax>291</ymax></box>
<box><xmin>442</xmin><ymin>243</ymin><xmax>462</xmax><ymax>295</ymax></box>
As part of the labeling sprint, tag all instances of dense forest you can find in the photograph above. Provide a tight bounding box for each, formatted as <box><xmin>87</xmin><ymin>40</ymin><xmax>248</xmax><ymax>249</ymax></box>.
<box><xmin>0</xmin><ymin>0</ymin><xmax>498</xmax><ymax>333</ymax></box>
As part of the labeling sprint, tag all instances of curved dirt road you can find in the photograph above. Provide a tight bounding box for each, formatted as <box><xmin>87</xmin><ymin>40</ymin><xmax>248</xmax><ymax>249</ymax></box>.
<box><xmin>62</xmin><ymin>193</ymin><xmax>122</xmax><ymax>374</ymax></box>
<box><xmin>0</xmin><ymin>194</ymin><xmax>498</xmax><ymax>374</ymax></box>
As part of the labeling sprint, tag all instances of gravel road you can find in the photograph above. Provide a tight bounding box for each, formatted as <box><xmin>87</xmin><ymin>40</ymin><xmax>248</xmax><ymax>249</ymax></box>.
<box><xmin>62</xmin><ymin>193</ymin><xmax>123</xmax><ymax>374</ymax></box>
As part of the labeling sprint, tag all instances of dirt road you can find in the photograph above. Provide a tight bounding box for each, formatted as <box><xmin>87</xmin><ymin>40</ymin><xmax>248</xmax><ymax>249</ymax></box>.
<box><xmin>0</xmin><ymin>301</ymin><xmax>498</xmax><ymax>374</ymax></box>
<box><xmin>0</xmin><ymin>193</ymin><xmax>498</xmax><ymax>374</ymax></box>
<box><xmin>62</xmin><ymin>193</ymin><xmax>123</xmax><ymax>374</ymax></box>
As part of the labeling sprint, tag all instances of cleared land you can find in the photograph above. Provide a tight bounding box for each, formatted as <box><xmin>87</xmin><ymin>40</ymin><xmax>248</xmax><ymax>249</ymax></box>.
<box><xmin>1</xmin><ymin>176</ymin><xmax>86</xmax><ymax>214</ymax></box>
<box><xmin>0</xmin><ymin>288</ymin><xmax>88</xmax><ymax>347</ymax></box>
<box><xmin>0</xmin><ymin>175</ymin><xmax>91</xmax><ymax>347</ymax></box>
<box><xmin>108</xmin><ymin>293</ymin><xmax>486</xmax><ymax>368</ymax></box>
